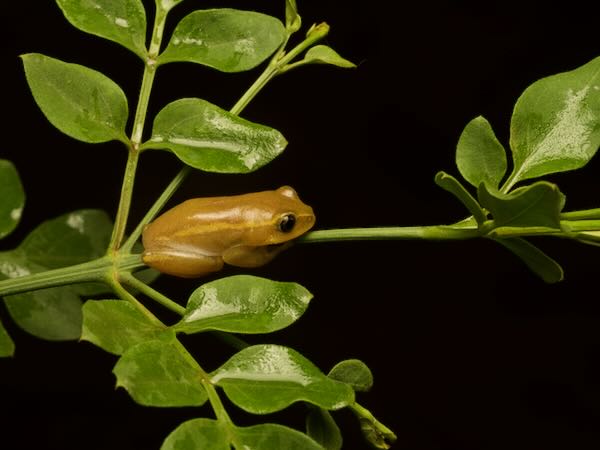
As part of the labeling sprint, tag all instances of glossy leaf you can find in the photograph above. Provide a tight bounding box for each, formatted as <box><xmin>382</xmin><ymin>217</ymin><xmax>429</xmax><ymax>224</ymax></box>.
<box><xmin>494</xmin><ymin>238</ymin><xmax>564</xmax><ymax>283</ymax></box>
<box><xmin>456</xmin><ymin>116</ymin><xmax>507</xmax><ymax>188</ymax></box>
<box><xmin>157</xmin><ymin>9</ymin><xmax>286</xmax><ymax>72</ymax></box>
<box><xmin>302</xmin><ymin>45</ymin><xmax>356</xmax><ymax>69</ymax></box>
<box><xmin>174</xmin><ymin>275</ymin><xmax>313</xmax><ymax>335</ymax></box>
<box><xmin>306</xmin><ymin>407</ymin><xmax>343</xmax><ymax>450</ymax></box>
<box><xmin>22</xmin><ymin>53</ymin><xmax>129</xmax><ymax>143</ymax></box>
<box><xmin>0</xmin><ymin>160</ymin><xmax>25</xmax><ymax>240</ymax></box>
<box><xmin>113</xmin><ymin>337</ymin><xmax>208</xmax><ymax>407</ymax></box>
<box><xmin>211</xmin><ymin>344</ymin><xmax>354</xmax><ymax>414</ymax></box>
<box><xmin>285</xmin><ymin>0</ymin><xmax>302</xmax><ymax>33</ymax></box>
<box><xmin>161</xmin><ymin>419</ymin><xmax>229</xmax><ymax>450</ymax></box>
<box><xmin>478</xmin><ymin>181</ymin><xmax>565</xmax><ymax>230</ymax></box>
<box><xmin>0</xmin><ymin>210</ymin><xmax>112</xmax><ymax>340</ymax></box>
<box><xmin>509</xmin><ymin>56</ymin><xmax>600</xmax><ymax>185</ymax></box>
<box><xmin>144</xmin><ymin>98</ymin><xmax>287</xmax><ymax>173</ymax></box>
<box><xmin>4</xmin><ymin>286</ymin><xmax>82</xmax><ymax>341</ymax></box>
<box><xmin>328</xmin><ymin>359</ymin><xmax>373</xmax><ymax>392</ymax></box>
<box><xmin>20</xmin><ymin>210</ymin><xmax>112</xmax><ymax>269</ymax></box>
<box><xmin>0</xmin><ymin>320</ymin><xmax>15</xmax><ymax>357</ymax></box>
<box><xmin>235</xmin><ymin>423</ymin><xmax>324</xmax><ymax>450</ymax></box>
<box><xmin>56</xmin><ymin>0</ymin><xmax>147</xmax><ymax>59</ymax></box>
<box><xmin>82</xmin><ymin>300</ymin><xmax>168</xmax><ymax>355</ymax></box>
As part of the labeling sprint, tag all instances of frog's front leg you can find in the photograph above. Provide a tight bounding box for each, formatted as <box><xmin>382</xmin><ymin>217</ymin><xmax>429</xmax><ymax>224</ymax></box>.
<box><xmin>222</xmin><ymin>242</ymin><xmax>292</xmax><ymax>268</ymax></box>
<box><xmin>142</xmin><ymin>250</ymin><xmax>224</xmax><ymax>278</ymax></box>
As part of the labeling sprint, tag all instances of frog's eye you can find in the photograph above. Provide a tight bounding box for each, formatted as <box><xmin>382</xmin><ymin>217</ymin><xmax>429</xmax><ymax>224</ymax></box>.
<box><xmin>277</xmin><ymin>214</ymin><xmax>296</xmax><ymax>233</ymax></box>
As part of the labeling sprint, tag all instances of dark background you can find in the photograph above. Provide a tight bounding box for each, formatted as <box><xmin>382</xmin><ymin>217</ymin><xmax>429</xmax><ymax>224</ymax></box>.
<box><xmin>2</xmin><ymin>1</ymin><xmax>600</xmax><ymax>449</ymax></box>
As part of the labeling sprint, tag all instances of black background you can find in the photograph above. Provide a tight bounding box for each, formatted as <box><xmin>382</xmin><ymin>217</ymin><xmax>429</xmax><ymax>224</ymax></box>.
<box><xmin>2</xmin><ymin>1</ymin><xmax>600</xmax><ymax>449</ymax></box>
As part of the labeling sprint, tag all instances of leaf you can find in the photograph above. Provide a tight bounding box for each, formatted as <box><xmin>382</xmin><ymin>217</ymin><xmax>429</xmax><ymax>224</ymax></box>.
<box><xmin>161</xmin><ymin>419</ymin><xmax>229</xmax><ymax>450</ymax></box>
<box><xmin>509</xmin><ymin>56</ymin><xmax>600</xmax><ymax>186</ymax></box>
<box><xmin>328</xmin><ymin>359</ymin><xmax>373</xmax><ymax>392</ymax></box>
<box><xmin>456</xmin><ymin>116</ymin><xmax>507</xmax><ymax>189</ymax></box>
<box><xmin>434</xmin><ymin>171</ymin><xmax>486</xmax><ymax>225</ymax></box>
<box><xmin>0</xmin><ymin>210</ymin><xmax>112</xmax><ymax>340</ymax></box>
<box><xmin>173</xmin><ymin>275</ymin><xmax>313</xmax><ymax>335</ymax></box>
<box><xmin>303</xmin><ymin>45</ymin><xmax>356</xmax><ymax>69</ymax></box>
<box><xmin>0</xmin><ymin>160</ymin><xmax>25</xmax><ymax>240</ymax></box>
<box><xmin>211</xmin><ymin>344</ymin><xmax>355</xmax><ymax>414</ymax></box>
<box><xmin>285</xmin><ymin>0</ymin><xmax>302</xmax><ymax>33</ymax></box>
<box><xmin>306</xmin><ymin>407</ymin><xmax>343</xmax><ymax>450</ymax></box>
<box><xmin>478</xmin><ymin>181</ymin><xmax>565</xmax><ymax>230</ymax></box>
<box><xmin>235</xmin><ymin>423</ymin><xmax>324</xmax><ymax>450</ymax></box>
<box><xmin>493</xmin><ymin>238</ymin><xmax>564</xmax><ymax>283</ymax></box>
<box><xmin>143</xmin><ymin>98</ymin><xmax>287</xmax><ymax>173</ymax></box>
<box><xmin>4</xmin><ymin>286</ymin><xmax>83</xmax><ymax>341</ymax></box>
<box><xmin>157</xmin><ymin>9</ymin><xmax>286</xmax><ymax>72</ymax></box>
<box><xmin>21</xmin><ymin>53</ymin><xmax>129</xmax><ymax>144</ymax></box>
<box><xmin>82</xmin><ymin>300</ymin><xmax>168</xmax><ymax>355</ymax></box>
<box><xmin>20</xmin><ymin>210</ymin><xmax>113</xmax><ymax>269</ymax></box>
<box><xmin>56</xmin><ymin>0</ymin><xmax>147</xmax><ymax>59</ymax></box>
<box><xmin>0</xmin><ymin>319</ymin><xmax>15</xmax><ymax>357</ymax></box>
<box><xmin>113</xmin><ymin>337</ymin><xmax>208</xmax><ymax>407</ymax></box>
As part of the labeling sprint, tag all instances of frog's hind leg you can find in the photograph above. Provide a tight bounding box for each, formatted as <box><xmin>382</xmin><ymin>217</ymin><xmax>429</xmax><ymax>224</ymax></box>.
<box><xmin>222</xmin><ymin>243</ymin><xmax>292</xmax><ymax>268</ymax></box>
<box><xmin>142</xmin><ymin>251</ymin><xmax>224</xmax><ymax>278</ymax></box>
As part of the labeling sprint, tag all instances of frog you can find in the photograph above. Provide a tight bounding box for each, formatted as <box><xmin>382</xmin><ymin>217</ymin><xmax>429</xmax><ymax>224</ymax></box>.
<box><xmin>141</xmin><ymin>186</ymin><xmax>315</xmax><ymax>278</ymax></box>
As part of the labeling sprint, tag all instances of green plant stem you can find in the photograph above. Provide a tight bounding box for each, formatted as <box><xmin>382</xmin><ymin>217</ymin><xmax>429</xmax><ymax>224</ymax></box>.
<box><xmin>105</xmin><ymin>275</ymin><xmax>165</xmax><ymax>328</ymax></box>
<box><xmin>349</xmin><ymin>402</ymin><xmax>397</xmax><ymax>444</ymax></box>
<box><xmin>299</xmin><ymin>226</ymin><xmax>481</xmax><ymax>243</ymax></box>
<box><xmin>230</xmin><ymin>22</ymin><xmax>330</xmax><ymax>115</ymax></box>
<box><xmin>561</xmin><ymin>208</ymin><xmax>600</xmax><ymax>220</ymax></box>
<box><xmin>107</xmin><ymin>4</ymin><xmax>166</xmax><ymax>252</ymax></box>
<box><xmin>0</xmin><ymin>254</ymin><xmax>144</xmax><ymax>297</ymax></box>
<box><xmin>121</xmin><ymin>272</ymin><xmax>186</xmax><ymax>315</ymax></box>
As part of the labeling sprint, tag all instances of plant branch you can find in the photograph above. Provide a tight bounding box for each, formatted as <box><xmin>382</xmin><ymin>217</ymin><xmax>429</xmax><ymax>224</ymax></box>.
<box><xmin>121</xmin><ymin>272</ymin><xmax>186</xmax><ymax>315</ymax></box>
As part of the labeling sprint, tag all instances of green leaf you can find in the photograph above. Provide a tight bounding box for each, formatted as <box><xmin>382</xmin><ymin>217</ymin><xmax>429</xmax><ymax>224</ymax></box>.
<box><xmin>20</xmin><ymin>210</ymin><xmax>112</xmax><ymax>269</ymax></box>
<box><xmin>21</xmin><ymin>53</ymin><xmax>129</xmax><ymax>144</ymax></box>
<box><xmin>161</xmin><ymin>419</ymin><xmax>229</xmax><ymax>450</ymax></box>
<box><xmin>0</xmin><ymin>319</ymin><xmax>15</xmax><ymax>357</ymax></box>
<box><xmin>434</xmin><ymin>171</ymin><xmax>486</xmax><ymax>225</ymax></box>
<box><xmin>173</xmin><ymin>275</ymin><xmax>312</xmax><ymax>335</ymax></box>
<box><xmin>56</xmin><ymin>0</ymin><xmax>147</xmax><ymax>59</ymax></box>
<box><xmin>302</xmin><ymin>45</ymin><xmax>356</xmax><ymax>69</ymax></box>
<box><xmin>113</xmin><ymin>337</ymin><xmax>208</xmax><ymax>407</ymax></box>
<box><xmin>285</xmin><ymin>0</ymin><xmax>302</xmax><ymax>33</ymax></box>
<box><xmin>494</xmin><ymin>238</ymin><xmax>564</xmax><ymax>283</ymax></box>
<box><xmin>456</xmin><ymin>116</ymin><xmax>507</xmax><ymax>189</ymax></box>
<box><xmin>235</xmin><ymin>423</ymin><xmax>324</xmax><ymax>450</ymax></box>
<box><xmin>478</xmin><ymin>181</ymin><xmax>565</xmax><ymax>230</ymax></box>
<box><xmin>0</xmin><ymin>210</ymin><xmax>112</xmax><ymax>340</ymax></box>
<box><xmin>509</xmin><ymin>56</ymin><xmax>600</xmax><ymax>186</ymax></box>
<box><xmin>306</xmin><ymin>407</ymin><xmax>343</xmax><ymax>450</ymax></box>
<box><xmin>211</xmin><ymin>344</ymin><xmax>355</xmax><ymax>414</ymax></box>
<box><xmin>82</xmin><ymin>300</ymin><xmax>168</xmax><ymax>355</ymax></box>
<box><xmin>157</xmin><ymin>9</ymin><xmax>286</xmax><ymax>72</ymax></box>
<box><xmin>328</xmin><ymin>359</ymin><xmax>373</xmax><ymax>392</ymax></box>
<box><xmin>143</xmin><ymin>98</ymin><xmax>287</xmax><ymax>173</ymax></box>
<box><xmin>0</xmin><ymin>160</ymin><xmax>25</xmax><ymax>240</ymax></box>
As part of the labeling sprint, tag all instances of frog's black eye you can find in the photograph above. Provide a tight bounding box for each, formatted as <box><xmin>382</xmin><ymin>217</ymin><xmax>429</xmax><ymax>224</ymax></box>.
<box><xmin>278</xmin><ymin>214</ymin><xmax>296</xmax><ymax>233</ymax></box>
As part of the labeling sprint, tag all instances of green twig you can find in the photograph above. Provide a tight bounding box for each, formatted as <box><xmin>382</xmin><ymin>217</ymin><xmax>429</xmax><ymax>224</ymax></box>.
<box><xmin>121</xmin><ymin>272</ymin><xmax>186</xmax><ymax>315</ymax></box>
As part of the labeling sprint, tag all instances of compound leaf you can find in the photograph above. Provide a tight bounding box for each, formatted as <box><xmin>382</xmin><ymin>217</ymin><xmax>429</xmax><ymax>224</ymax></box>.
<box><xmin>509</xmin><ymin>56</ymin><xmax>600</xmax><ymax>185</ymax></box>
<box><xmin>113</xmin><ymin>337</ymin><xmax>208</xmax><ymax>407</ymax></box>
<box><xmin>22</xmin><ymin>53</ymin><xmax>129</xmax><ymax>144</ymax></box>
<box><xmin>82</xmin><ymin>300</ymin><xmax>168</xmax><ymax>355</ymax></box>
<box><xmin>143</xmin><ymin>98</ymin><xmax>287</xmax><ymax>173</ymax></box>
<box><xmin>456</xmin><ymin>116</ymin><xmax>507</xmax><ymax>189</ymax></box>
<box><xmin>161</xmin><ymin>419</ymin><xmax>229</xmax><ymax>450</ymax></box>
<box><xmin>56</xmin><ymin>0</ymin><xmax>147</xmax><ymax>59</ymax></box>
<box><xmin>158</xmin><ymin>9</ymin><xmax>285</xmax><ymax>72</ymax></box>
<box><xmin>174</xmin><ymin>275</ymin><xmax>313</xmax><ymax>335</ymax></box>
<box><xmin>211</xmin><ymin>344</ymin><xmax>354</xmax><ymax>414</ymax></box>
<box><xmin>0</xmin><ymin>160</ymin><xmax>25</xmax><ymax>240</ymax></box>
